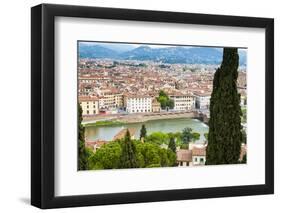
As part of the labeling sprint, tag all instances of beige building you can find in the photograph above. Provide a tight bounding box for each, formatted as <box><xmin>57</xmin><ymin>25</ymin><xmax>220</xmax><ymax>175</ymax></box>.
<box><xmin>152</xmin><ymin>98</ymin><xmax>161</xmax><ymax>112</ymax></box>
<box><xmin>79</xmin><ymin>96</ymin><xmax>99</xmax><ymax>116</ymax></box>
<box><xmin>169</xmin><ymin>92</ymin><xmax>195</xmax><ymax>111</ymax></box>
<box><xmin>98</xmin><ymin>89</ymin><xmax>123</xmax><ymax>109</ymax></box>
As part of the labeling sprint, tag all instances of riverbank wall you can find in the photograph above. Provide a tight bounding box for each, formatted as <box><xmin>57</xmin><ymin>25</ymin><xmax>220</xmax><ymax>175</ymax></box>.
<box><xmin>82</xmin><ymin>111</ymin><xmax>201</xmax><ymax>125</ymax></box>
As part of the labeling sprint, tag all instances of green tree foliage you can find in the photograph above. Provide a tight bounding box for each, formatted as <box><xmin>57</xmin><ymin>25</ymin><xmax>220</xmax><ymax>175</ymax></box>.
<box><xmin>204</xmin><ymin>133</ymin><xmax>209</xmax><ymax>141</ymax></box>
<box><xmin>168</xmin><ymin>137</ymin><xmax>177</xmax><ymax>153</ymax></box>
<box><xmin>157</xmin><ymin>90</ymin><xmax>174</xmax><ymax>110</ymax></box>
<box><xmin>145</xmin><ymin>129</ymin><xmax>197</xmax><ymax>147</ymax></box>
<box><xmin>241</xmin><ymin>108</ymin><xmax>247</xmax><ymax>123</ymax></box>
<box><xmin>192</xmin><ymin>132</ymin><xmax>201</xmax><ymax>141</ymax></box>
<box><xmin>181</xmin><ymin>127</ymin><xmax>193</xmax><ymax>144</ymax></box>
<box><xmin>89</xmin><ymin>140</ymin><xmax>177</xmax><ymax>169</ymax></box>
<box><xmin>145</xmin><ymin>132</ymin><xmax>170</xmax><ymax>145</ymax></box>
<box><xmin>180</xmin><ymin>143</ymin><xmax>189</xmax><ymax>150</ymax></box>
<box><xmin>120</xmin><ymin>129</ymin><xmax>138</xmax><ymax>168</ymax></box>
<box><xmin>241</xmin><ymin>129</ymin><xmax>247</xmax><ymax>144</ymax></box>
<box><xmin>206</xmin><ymin>48</ymin><xmax>242</xmax><ymax>165</ymax></box>
<box><xmin>136</xmin><ymin>142</ymin><xmax>176</xmax><ymax>167</ymax></box>
<box><xmin>78</xmin><ymin>104</ymin><xmax>90</xmax><ymax>170</ymax></box>
<box><xmin>140</xmin><ymin>124</ymin><xmax>147</xmax><ymax>140</ymax></box>
<box><xmin>89</xmin><ymin>142</ymin><xmax>122</xmax><ymax>169</ymax></box>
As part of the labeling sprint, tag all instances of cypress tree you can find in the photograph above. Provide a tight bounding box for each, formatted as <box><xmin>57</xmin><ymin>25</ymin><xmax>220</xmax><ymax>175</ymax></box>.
<box><xmin>78</xmin><ymin>104</ymin><xmax>89</xmax><ymax>170</ymax></box>
<box><xmin>181</xmin><ymin>127</ymin><xmax>193</xmax><ymax>144</ymax></box>
<box><xmin>140</xmin><ymin>124</ymin><xmax>147</xmax><ymax>140</ymax></box>
<box><xmin>120</xmin><ymin>129</ymin><xmax>138</xmax><ymax>168</ymax></box>
<box><xmin>168</xmin><ymin>137</ymin><xmax>177</xmax><ymax>153</ymax></box>
<box><xmin>206</xmin><ymin>48</ymin><xmax>242</xmax><ymax>165</ymax></box>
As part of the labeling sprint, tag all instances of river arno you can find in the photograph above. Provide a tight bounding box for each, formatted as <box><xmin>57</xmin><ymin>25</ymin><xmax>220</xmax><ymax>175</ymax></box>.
<box><xmin>85</xmin><ymin>118</ymin><xmax>209</xmax><ymax>143</ymax></box>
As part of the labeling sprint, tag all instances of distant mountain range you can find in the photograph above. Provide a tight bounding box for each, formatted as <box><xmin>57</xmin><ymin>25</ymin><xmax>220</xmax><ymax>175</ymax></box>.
<box><xmin>79</xmin><ymin>44</ymin><xmax>247</xmax><ymax>65</ymax></box>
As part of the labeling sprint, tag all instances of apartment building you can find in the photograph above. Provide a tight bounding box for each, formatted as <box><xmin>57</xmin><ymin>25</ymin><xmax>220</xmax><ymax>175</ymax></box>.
<box><xmin>169</xmin><ymin>92</ymin><xmax>195</xmax><ymax>111</ymax></box>
<box><xmin>194</xmin><ymin>91</ymin><xmax>211</xmax><ymax>110</ymax></box>
<box><xmin>125</xmin><ymin>95</ymin><xmax>152</xmax><ymax>113</ymax></box>
<box><xmin>79</xmin><ymin>96</ymin><xmax>99</xmax><ymax>116</ymax></box>
<box><xmin>98</xmin><ymin>89</ymin><xmax>123</xmax><ymax>109</ymax></box>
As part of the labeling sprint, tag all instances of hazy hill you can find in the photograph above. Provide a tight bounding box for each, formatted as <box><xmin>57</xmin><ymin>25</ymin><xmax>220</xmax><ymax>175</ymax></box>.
<box><xmin>79</xmin><ymin>44</ymin><xmax>247</xmax><ymax>65</ymax></box>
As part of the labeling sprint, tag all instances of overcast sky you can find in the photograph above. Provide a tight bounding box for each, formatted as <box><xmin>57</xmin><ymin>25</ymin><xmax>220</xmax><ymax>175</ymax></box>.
<box><xmin>79</xmin><ymin>41</ymin><xmax>247</xmax><ymax>51</ymax></box>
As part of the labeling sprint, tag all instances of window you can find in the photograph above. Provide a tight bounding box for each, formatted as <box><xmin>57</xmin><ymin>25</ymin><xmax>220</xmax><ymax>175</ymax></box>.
<box><xmin>194</xmin><ymin>157</ymin><xmax>197</xmax><ymax>162</ymax></box>
<box><xmin>87</xmin><ymin>110</ymin><xmax>89</xmax><ymax>114</ymax></box>
<box><xmin>200</xmin><ymin>158</ymin><xmax>204</xmax><ymax>163</ymax></box>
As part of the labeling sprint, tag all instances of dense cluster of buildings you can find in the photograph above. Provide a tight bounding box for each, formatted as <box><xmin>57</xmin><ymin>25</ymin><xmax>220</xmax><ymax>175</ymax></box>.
<box><xmin>78</xmin><ymin>59</ymin><xmax>246</xmax><ymax>116</ymax></box>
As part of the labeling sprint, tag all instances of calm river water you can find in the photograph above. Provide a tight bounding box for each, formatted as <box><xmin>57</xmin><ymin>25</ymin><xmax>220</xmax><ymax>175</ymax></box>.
<box><xmin>85</xmin><ymin>118</ymin><xmax>209</xmax><ymax>143</ymax></box>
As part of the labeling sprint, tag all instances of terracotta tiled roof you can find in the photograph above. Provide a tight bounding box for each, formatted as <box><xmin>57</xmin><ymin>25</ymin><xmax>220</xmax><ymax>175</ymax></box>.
<box><xmin>192</xmin><ymin>147</ymin><xmax>206</xmax><ymax>156</ymax></box>
<box><xmin>177</xmin><ymin>149</ymin><xmax>192</xmax><ymax>162</ymax></box>
<box><xmin>79</xmin><ymin>96</ymin><xmax>99</xmax><ymax>102</ymax></box>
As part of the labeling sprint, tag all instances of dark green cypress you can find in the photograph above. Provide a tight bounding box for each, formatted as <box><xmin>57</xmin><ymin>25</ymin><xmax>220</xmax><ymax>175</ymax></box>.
<box><xmin>206</xmin><ymin>48</ymin><xmax>242</xmax><ymax>165</ymax></box>
<box><xmin>139</xmin><ymin>124</ymin><xmax>147</xmax><ymax>140</ymax></box>
<box><xmin>78</xmin><ymin>104</ymin><xmax>89</xmax><ymax>170</ymax></box>
<box><xmin>120</xmin><ymin>129</ymin><xmax>138</xmax><ymax>168</ymax></box>
<box><xmin>168</xmin><ymin>137</ymin><xmax>177</xmax><ymax>153</ymax></box>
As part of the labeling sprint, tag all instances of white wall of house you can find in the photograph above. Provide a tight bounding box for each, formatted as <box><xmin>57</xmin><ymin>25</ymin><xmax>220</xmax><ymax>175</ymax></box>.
<box><xmin>192</xmin><ymin>156</ymin><xmax>206</xmax><ymax>166</ymax></box>
<box><xmin>195</xmin><ymin>95</ymin><xmax>211</xmax><ymax>110</ymax></box>
<box><xmin>125</xmin><ymin>97</ymin><xmax>152</xmax><ymax>113</ymax></box>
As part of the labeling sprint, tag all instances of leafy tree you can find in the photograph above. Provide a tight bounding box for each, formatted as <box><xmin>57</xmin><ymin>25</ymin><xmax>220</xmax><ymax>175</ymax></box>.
<box><xmin>78</xmin><ymin>104</ymin><xmax>90</xmax><ymax>170</ymax></box>
<box><xmin>89</xmin><ymin>139</ymin><xmax>177</xmax><ymax>170</ymax></box>
<box><xmin>181</xmin><ymin>127</ymin><xmax>193</xmax><ymax>144</ymax></box>
<box><xmin>146</xmin><ymin>132</ymin><xmax>170</xmax><ymax>145</ymax></box>
<box><xmin>167</xmin><ymin>99</ymin><xmax>174</xmax><ymax>109</ymax></box>
<box><xmin>180</xmin><ymin>143</ymin><xmax>189</xmax><ymax>150</ymax></box>
<box><xmin>89</xmin><ymin>142</ymin><xmax>122</xmax><ymax>169</ymax></box>
<box><xmin>157</xmin><ymin>90</ymin><xmax>174</xmax><ymax>110</ymax></box>
<box><xmin>168</xmin><ymin>137</ymin><xmax>176</xmax><ymax>153</ymax></box>
<box><xmin>140</xmin><ymin>124</ymin><xmax>147</xmax><ymax>140</ymax></box>
<box><xmin>168</xmin><ymin>132</ymin><xmax>183</xmax><ymax>146</ymax></box>
<box><xmin>159</xmin><ymin>90</ymin><xmax>168</xmax><ymax>97</ymax></box>
<box><xmin>192</xmin><ymin>132</ymin><xmax>201</xmax><ymax>141</ymax></box>
<box><xmin>206</xmin><ymin>48</ymin><xmax>242</xmax><ymax>165</ymax></box>
<box><xmin>241</xmin><ymin>108</ymin><xmax>247</xmax><ymax>123</ymax></box>
<box><xmin>120</xmin><ymin>129</ymin><xmax>138</xmax><ymax>168</ymax></box>
<box><xmin>136</xmin><ymin>142</ymin><xmax>176</xmax><ymax>167</ymax></box>
<box><xmin>204</xmin><ymin>133</ymin><xmax>209</xmax><ymax>141</ymax></box>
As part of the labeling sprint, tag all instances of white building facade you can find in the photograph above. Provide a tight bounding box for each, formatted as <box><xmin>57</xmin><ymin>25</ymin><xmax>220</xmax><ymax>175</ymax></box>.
<box><xmin>195</xmin><ymin>92</ymin><xmax>211</xmax><ymax>110</ymax></box>
<box><xmin>125</xmin><ymin>95</ymin><xmax>152</xmax><ymax>113</ymax></box>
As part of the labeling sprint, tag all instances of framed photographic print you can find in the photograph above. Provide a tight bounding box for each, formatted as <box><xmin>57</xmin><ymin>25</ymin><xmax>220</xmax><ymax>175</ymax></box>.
<box><xmin>31</xmin><ymin>3</ymin><xmax>274</xmax><ymax>209</ymax></box>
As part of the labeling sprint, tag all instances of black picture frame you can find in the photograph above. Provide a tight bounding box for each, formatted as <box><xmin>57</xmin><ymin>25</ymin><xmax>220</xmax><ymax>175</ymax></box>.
<box><xmin>31</xmin><ymin>3</ymin><xmax>274</xmax><ymax>209</ymax></box>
